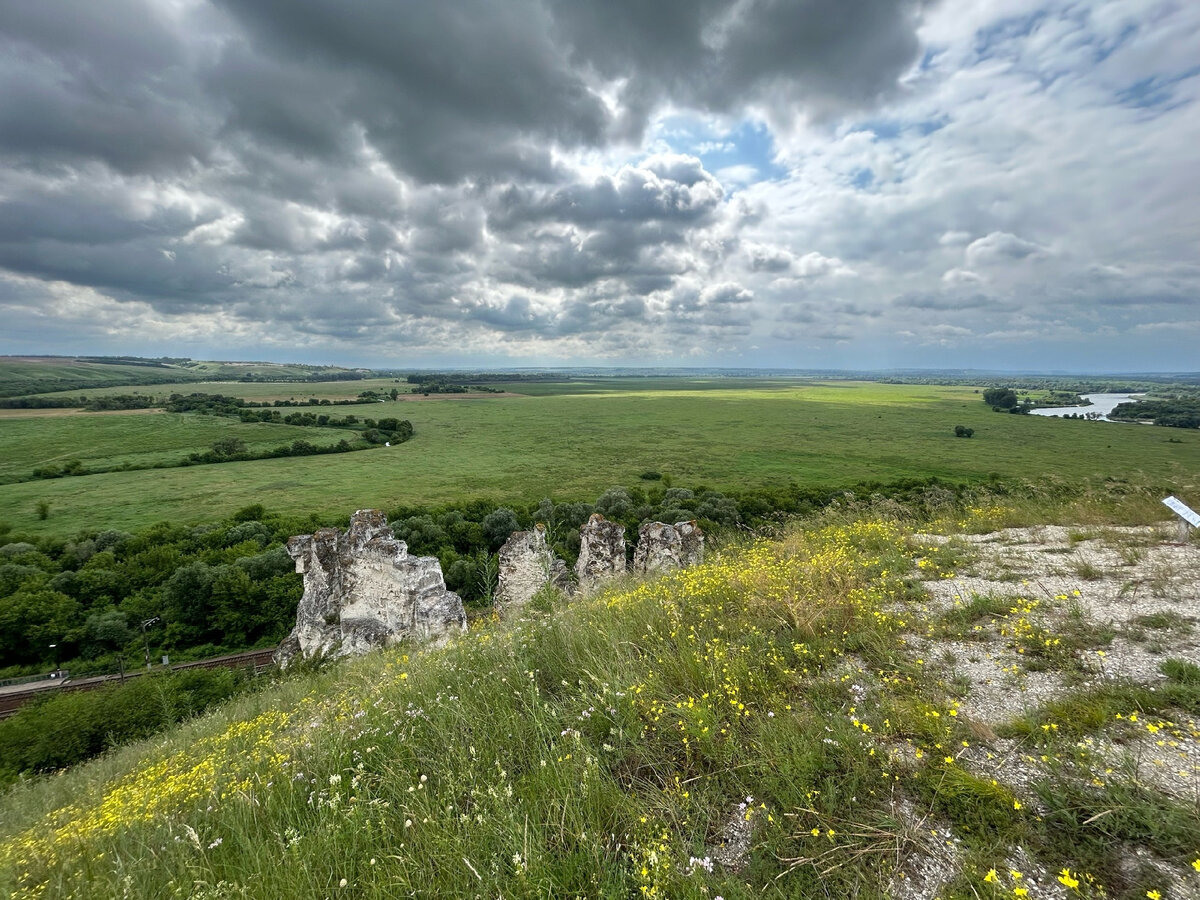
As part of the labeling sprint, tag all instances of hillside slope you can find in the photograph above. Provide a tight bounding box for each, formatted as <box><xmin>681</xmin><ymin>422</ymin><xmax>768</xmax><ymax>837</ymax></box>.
<box><xmin>0</xmin><ymin>514</ymin><xmax>1197</xmax><ymax>899</ymax></box>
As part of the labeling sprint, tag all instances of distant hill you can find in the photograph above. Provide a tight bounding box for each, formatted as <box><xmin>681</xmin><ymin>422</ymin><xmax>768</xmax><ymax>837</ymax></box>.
<box><xmin>0</xmin><ymin>356</ymin><xmax>367</xmax><ymax>398</ymax></box>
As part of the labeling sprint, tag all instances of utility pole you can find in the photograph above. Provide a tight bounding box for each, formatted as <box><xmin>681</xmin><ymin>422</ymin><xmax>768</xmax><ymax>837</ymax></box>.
<box><xmin>141</xmin><ymin>616</ymin><xmax>161</xmax><ymax>669</ymax></box>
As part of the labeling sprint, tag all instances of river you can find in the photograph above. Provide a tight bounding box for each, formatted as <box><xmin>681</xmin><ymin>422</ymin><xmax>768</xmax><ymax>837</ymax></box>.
<box><xmin>1029</xmin><ymin>392</ymin><xmax>1144</xmax><ymax>422</ymax></box>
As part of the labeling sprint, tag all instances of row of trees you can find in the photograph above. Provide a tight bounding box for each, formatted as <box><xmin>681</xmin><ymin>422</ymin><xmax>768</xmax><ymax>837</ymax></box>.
<box><xmin>1110</xmin><ymin>397</ymin><xmax>1200</xmax><ymax>429</ymax></box>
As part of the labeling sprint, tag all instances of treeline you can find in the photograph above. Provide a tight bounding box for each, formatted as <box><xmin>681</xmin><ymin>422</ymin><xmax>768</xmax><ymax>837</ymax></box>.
<box><xmin>0</xmin><ymin>511</ymin><xmax>302</xmax><ymax>682</ymax></box>
<box><xmin>164</xmin><ymin>394</ymin><xmax>414</xmax><ymax>444</ymax></box>
<box><xmin>29</xmin><ymin>436</ymin><xmax>374</xmax><ymax>482</ymax></box>
<box><xmin>1110</xmin><ymin>397</ymin><xmax>1200</xmax><ymax>429</ymax></box>
<box><xmin>886</xmin><ymin>374</ymin><xmax>1200</xmax><ymax>392</ymax></box>
<box><xmin>405</xmin><ymin>375</ymin><xmax>505</xmax><ymax>394</ymax></box>
<box><xmin>0</xmin><ymin>667</ymin><xmax>251</xmax><ymax>783</ymax></box>
<box><xmin>981</xmin><ymin>387</ymin><xmax>1089</xmax><ymax>412</ymax></box>
<box><xmin>395</xmin><ymin>371</ymin><xmax>566</xmax><ymax>384</ymax></box>
<box><xmin>2</xmin><ymin>392</ymin><xmax>362</xmax><ymax>411</ymax></box>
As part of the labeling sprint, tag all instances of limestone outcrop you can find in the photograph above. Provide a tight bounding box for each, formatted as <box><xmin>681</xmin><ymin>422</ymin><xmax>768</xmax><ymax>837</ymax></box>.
<box><xmin>677</xmin><ymin>521</ymin><xmax>705</xmax><ymax>568</ymax></box>
<box><xmin>496</xmin><ymin>524</ymin><xmax>571</xmax><ymax>611</ymax></box>
<box><xmin>632</xmin><ymin>520</ymin><xmax>705</xmax><ymax>573</ymax></box>
<box><xmin>276</xmin><ymin>509</ymin><xmax>466</xmax><ymax>666</ymax></box>
<box><xmin>575</xmin><ymin>513</ymin><xmax>626</xmax><ymax>590</ymax></box>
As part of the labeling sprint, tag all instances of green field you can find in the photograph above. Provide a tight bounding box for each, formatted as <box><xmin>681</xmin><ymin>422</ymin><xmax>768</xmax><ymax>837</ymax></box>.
<box><xmin>27</xmin><ymin>377</ymin><xmax>412</xmax><ymax>404</ymax></box>
<box><xmin>1</xmin><ymin>380</ymin><xmax>1196</xmax><ymax>535</ymax></box>
<box><xmin>0</xmin><ymin>412</ymin><xmax>362</xmax><ymax>485</ymax></box>
<box><xmin>0</xmin><ymin>357</ymin><xmax>365</xmax><ymax>398</ymax></box>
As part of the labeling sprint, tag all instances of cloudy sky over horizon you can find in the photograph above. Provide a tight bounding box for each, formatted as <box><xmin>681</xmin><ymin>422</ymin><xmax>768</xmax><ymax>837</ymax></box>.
<box><xmin>1</xmin><ymin>0</ymin><xmax>1197</xmax><ymax>371</ymax></box>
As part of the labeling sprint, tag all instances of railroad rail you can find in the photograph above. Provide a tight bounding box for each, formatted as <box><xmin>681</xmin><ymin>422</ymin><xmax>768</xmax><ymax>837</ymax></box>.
<box><xmin>0</xmin><ymin>647</ymin><xmax>278</xmax><ymax>720</ymax></box>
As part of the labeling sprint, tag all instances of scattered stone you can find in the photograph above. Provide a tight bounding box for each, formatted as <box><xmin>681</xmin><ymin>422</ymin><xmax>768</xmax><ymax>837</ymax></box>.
<box><xmin>277</xmin><ymin>509</ymin><xmax>466</xmax><ymax>666</ymax></box>
<box><xmin>709</xmin><ymin>798</ymin><xmax>762</xmax><ymax>872</ymax></box>
<box><xmin>496</xmin><ymin>524</ymin><xmax>571</xmax><ymax>612</ymax></box>
<box><xmin>575</xmin><ymin>513</ymin><xmax>626</xmax><ymax>590</ymax></box>
<box><xmin>632</xmin><ymin>520</ymin><xmax>704</xmax><ymax>573</ymax></box>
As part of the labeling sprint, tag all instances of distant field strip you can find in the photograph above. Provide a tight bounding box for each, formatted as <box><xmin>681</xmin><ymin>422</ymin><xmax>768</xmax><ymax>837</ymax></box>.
<box><xmin>0</xmin><ymin>413</ymin><xmax>358</xmax><ymax>485</ymax></box>
<box><xmin>2</xmin><ymin>381</ymin><xmax>1197</xmax><ymax>534</ymax></box>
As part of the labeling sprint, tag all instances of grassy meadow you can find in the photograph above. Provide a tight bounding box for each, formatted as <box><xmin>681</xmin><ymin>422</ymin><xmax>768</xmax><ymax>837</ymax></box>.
<box><xmin>0</xmin><ymin>357</ymin><xmax>363</xmax><ymax>398</ymax></box>
<box><xmin>0</xmin><ymin>413</ymin><xmax>360</xmax><ymax>486</ymax></box>
<box><xmin>1</xmin><ymin>380</ymin><xmax>1197</xmax><ymax>534</ymax></box>
<box><xmin>25</xmin><ymin>377</ymin><xmax>412</xmax><ymax>404</ymax></box>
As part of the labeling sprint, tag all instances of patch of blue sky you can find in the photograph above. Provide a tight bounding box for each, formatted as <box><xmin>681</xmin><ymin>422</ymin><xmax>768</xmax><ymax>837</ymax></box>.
<box><xmin>851</xmin><ymin>168</ymin><xmax>874</xmax><ymax>189</ymax></box>
<box><xmin>654</xmin><ymin>116</ymin><xmax>787</xmax><ymax>186</ymax></box>
<box><xmin>1090</xmin><ymin>21</ymin><xmax>1138</xmax><ymax>64</ymax></box>
<box><xmin>973</xmin><ymin>8</ymin><xmax>1049</xmax><ymax>59</ymax></box>
<box><xmin>1116</xmin><ymin>67</ymin><xmax>1200</xmax><ymax>111</ymax></box>
<box><xmin>855</xmin><ymin>116</ymin><xmax>947</xmax><ymax>140</ymax></box>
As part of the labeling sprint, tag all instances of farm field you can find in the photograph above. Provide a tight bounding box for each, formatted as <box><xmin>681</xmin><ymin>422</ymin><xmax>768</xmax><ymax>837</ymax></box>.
<box><xmin>27</xmin><ymin>377</ymin><xmax>412</xmax><ymax>404</ymax></box>
<box><xmin>0</xmin><ymin>413</ymin><xmax>359</xmax><ymax>486</ymax></box>
<box><xmin>1</xmin><ymin>380</ymin><xmax>1197</xmax><ymax>535</ymax></box>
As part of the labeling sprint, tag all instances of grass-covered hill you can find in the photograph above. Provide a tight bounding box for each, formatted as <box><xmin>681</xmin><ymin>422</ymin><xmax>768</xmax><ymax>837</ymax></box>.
<box><xmin>0</xmin><ymin>357</ymin><xmax>365</xmax><ymax>399</ymax></box>
<box><xmin>2</xmin><ymin>497</ymin><xmax>1197</xmax><ymax>899</ymax></box>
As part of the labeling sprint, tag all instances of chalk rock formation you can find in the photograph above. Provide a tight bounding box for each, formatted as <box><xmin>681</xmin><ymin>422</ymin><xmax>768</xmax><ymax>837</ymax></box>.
<box><xmin>677</xmin><ymin>521</ymin><xmax>705</xmax><ymax>568</ymax></box>
<box><xmin>632</xmin><ymin>521</ymin><xmax>705</xmax><ymax>573</ymax></box>
<box><xmin>496</xmin><ymin>524</ymin><xmax>571</xmax><ymax>611</ymax></box>
<box><xmin>575</xmin><ymin>513</ymin><xmax>626</xmax><ymax>590</ymax></box>
<box><xmin>277</xmin><ymin>509</ymin><xmax>466</xmax><ymax>666</ymax></box>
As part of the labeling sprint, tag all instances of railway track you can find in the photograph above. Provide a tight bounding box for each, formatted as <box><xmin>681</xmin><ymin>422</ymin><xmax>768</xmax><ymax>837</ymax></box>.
<box><xmin>0</xmin><ymin>647</ymin><xmax>278</xmax><ymax>720</ymax></box>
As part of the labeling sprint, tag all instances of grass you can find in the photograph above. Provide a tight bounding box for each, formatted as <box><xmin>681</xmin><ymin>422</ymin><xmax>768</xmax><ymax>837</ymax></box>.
<box><xmin>23</xmin><ymin>377</ymin><xmax>415</xmax><ymax>404</ymax></box>
<box><xmin>0</xmin><ymin>413</ymin><xmax>361</xmax><ymax>485</ymax></box>
<box><xmin>1</xmin><ymin>380</ymin><xmax>1198</xmax><ymax>535</ymax></box>
<box><xmin>0</xmin><ymin>358</ymin><xmax>361</xmax><ymax>398</ymax></box>
<box><xmin>1</xmin><ymin>511</ymin><xmax>1197</xmax><ymax>898</ymax></box>
<box><xmin>0</xmin><ymin>520</ymin><xmax>921</xmax><ymax>899</ymax></box>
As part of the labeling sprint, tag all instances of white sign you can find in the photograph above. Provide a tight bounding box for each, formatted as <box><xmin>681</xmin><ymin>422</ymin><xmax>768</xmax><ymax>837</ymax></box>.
<box><xmin>1162</xmin><ymin>496</ymin><xmax>1200</xmax><ymax>528</ymax></box>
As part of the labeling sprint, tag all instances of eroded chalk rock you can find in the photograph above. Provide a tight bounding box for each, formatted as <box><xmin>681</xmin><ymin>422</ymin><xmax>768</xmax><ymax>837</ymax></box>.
<box><xmin>496</xmin><ymin>524</ymin><xmax>571</xmax><ymax>611</ymax></box>
<box><xmin>632</xmin><ymin>520</ymin><xmax>705</xmax><ymax>573</ymax></box>
<box><xmin>677</xmin><ymin>521</ymin><xmax>704</xmax><ymax>568</ymax></box>
<box><xmin>277</xmin><ymin>509</ymin><xmax>466</xmax><ymax>666</ymax></box>
<box><xmin>575</xmin><ymin>513</ymin><xmax>626</xmax><ymax>590</ymax></box>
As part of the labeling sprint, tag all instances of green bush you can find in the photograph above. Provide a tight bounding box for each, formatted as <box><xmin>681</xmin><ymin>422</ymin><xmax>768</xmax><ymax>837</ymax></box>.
<box><xmin>0</xmin><ymin>667</ymin><xmax>250</xmax><ymax>782</ymax></box>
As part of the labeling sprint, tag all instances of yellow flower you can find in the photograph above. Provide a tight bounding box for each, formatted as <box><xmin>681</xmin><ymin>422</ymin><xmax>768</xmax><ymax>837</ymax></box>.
<box><xmin>984</xmin><ymin>868</ymin><xmax>999</xmax><ymax>883</ymax></box>
<box><xmin>1146</xmin><ymin>890</ymin><xmax>1161</xmax><ymax>899</ymax></box>
<box><xmin>1058</xmin><ymin>869</ymin><xmax>1080</xmax><ymax>890</ymax></box>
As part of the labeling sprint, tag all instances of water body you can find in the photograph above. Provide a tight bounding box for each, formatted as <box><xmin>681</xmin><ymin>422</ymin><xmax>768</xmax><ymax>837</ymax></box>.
<box><xmin>1029</xmin><ymin>393</ymin><xmax>1144</xmax><ymax>422</ymax></box>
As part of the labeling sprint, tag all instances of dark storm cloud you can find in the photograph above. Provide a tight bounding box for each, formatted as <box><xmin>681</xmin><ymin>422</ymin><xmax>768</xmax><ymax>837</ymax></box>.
<box><xmin>550</xmin><ymin>0</ymin><xmax>926</xmax><ymax>132</ymax></box>
<box><xmin>0</xmin><ymin>0</ymin><xmax>945</xmax><ymax>359</ymax></box>
<box><xmin>0</xmin><ymin>0</ymin><xmax>214</xmax><ymax>174</ymax></box>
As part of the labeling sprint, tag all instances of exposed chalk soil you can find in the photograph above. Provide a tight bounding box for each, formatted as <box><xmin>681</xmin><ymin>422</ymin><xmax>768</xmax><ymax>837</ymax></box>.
<box><xmin>885</xmin><ymin>523</ymin><xmax>1200</xmax><ymax>899</ymax></box>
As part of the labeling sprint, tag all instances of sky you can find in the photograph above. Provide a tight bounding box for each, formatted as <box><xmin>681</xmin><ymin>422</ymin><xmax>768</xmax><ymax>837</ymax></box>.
<box><xmin>0</xmin><ymin>0</ymin><xmax>1197</xmax><ymax>371</ymax></box>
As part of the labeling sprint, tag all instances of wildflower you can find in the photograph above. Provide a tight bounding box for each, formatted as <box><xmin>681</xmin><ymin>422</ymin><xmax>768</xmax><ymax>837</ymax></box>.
<box><xmin>1146</xmin><ymin>891</ymin><xmax>1161</xmax><ymax>899</ymax></box>
<box><xmin>1058</xmin><ymin>869</ymin><xmax>1080</xmax><ymax>890</ymax></box>
<box><xmin>984</xmin><ymin>869</ymin><xmax>999</xmax><ymax>883</ymax></box>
